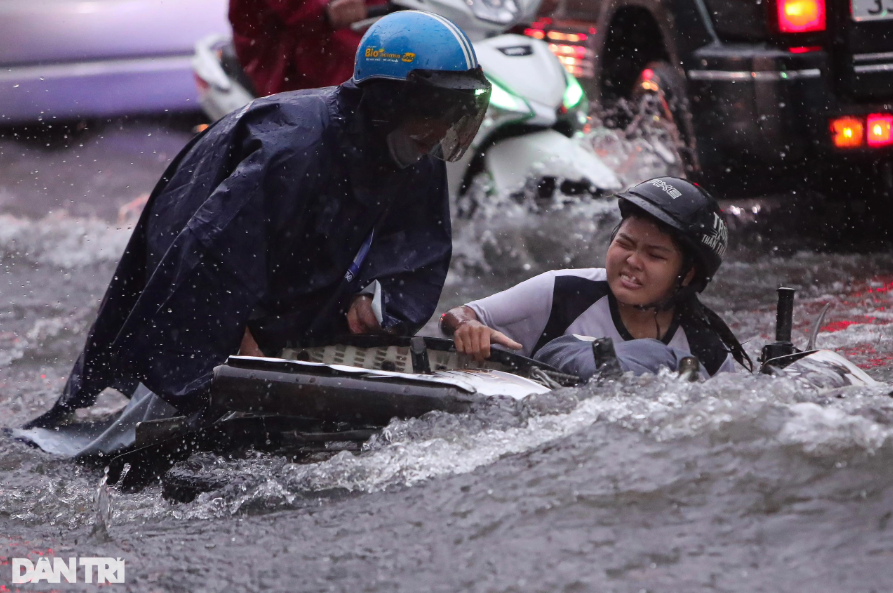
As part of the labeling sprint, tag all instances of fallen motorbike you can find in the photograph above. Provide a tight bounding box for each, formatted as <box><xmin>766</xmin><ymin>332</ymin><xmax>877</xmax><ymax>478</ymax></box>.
<box><xmin>191</xmin><ymin>0</ymin><xmax>622</xmax><ymax>207</ymax></box>
<box><xmin>108</xmin><ymin>336</ymin><xmax>583</xmax><ymax>499</ymax></box>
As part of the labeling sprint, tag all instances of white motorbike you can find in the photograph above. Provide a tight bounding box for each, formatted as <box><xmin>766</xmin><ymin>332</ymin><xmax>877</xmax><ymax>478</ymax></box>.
<box><xmin>191</xmin><ymin>0</ymin><xmax>621</xmax><ymax>206</ymax></box>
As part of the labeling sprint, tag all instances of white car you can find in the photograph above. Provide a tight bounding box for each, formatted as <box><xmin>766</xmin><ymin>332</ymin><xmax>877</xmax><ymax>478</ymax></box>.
<box><xmin>0</xmin><ymin>0</ymin><xmax>230</xmax><ymax>125</ymax></box>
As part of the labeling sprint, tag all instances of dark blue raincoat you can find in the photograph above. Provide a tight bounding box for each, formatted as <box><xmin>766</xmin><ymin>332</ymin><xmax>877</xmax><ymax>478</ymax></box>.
<box><xmin>42</xmin><ymin>81</ymin><xmax>451</xmax><ymax>417</ymax></box>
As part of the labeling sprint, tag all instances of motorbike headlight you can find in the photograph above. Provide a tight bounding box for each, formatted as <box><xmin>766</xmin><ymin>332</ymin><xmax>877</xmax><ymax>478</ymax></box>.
<box><xmin>563</xmin><ymin>74</ymin><xmax>585</xmax><ymax>110</ymax></box>
<box><xmin>487</xmin><ymin>76</ymin><xmax>532</xmax><ymax>116</ymax></box>
<box><xmin>469</xmin><ymin>0</ymin><xmax>520</xmax><ymax>25</ymax></box>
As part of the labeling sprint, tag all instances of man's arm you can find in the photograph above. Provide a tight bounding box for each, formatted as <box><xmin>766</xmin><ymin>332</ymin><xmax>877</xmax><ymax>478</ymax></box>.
<box><xmin>355</xmin><ymin>170</ymin><xmax>453</xmax><ymax>335</ymax></box>
<box><xmin>441</xmin><ymin>305</ymin><xmax>522</xmax><ymax>362</ymax></box>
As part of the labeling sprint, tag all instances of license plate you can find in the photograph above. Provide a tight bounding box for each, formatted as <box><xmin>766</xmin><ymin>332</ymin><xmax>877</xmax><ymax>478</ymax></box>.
<box><xmin>852</xmin><ymin>0</ymin><xmax>893</xmax><ymax>21</ymax></box>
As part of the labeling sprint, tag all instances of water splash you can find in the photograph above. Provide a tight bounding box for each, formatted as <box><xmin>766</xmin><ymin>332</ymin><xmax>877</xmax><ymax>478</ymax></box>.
<box><xmin>0</xmin><ymin>212</ymin><xmax>130</xmax><ymax>269</ymax></box>
<box><xmin>164</xmin><ymin>370</ymin><xmax>893</xmax><ymax>519</ymax></box>
<box><xmin>91</xmin><ymin>467</ymin><xmax>112</xmax><ymax>541</ymax></box>
<box><xmin>448</xmin><ymin>98</ymin><xmax>686</xmax><ymax>283</ymax></box>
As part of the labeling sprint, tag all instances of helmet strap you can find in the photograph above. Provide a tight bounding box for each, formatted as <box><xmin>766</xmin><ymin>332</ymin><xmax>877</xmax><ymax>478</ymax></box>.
<box><xmin>632</xmin><ymin>256</ymin><xmax>698</xmax><ymax>313</ymax></box>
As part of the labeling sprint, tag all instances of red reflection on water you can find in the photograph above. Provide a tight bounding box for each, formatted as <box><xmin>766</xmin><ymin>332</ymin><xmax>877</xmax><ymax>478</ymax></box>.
<box><xmin>790</xmin><ymin>275</ymin><xmax>893</xmax><ymax>370</ymax></box>
<box><xmin>822</xmin><ymin>317</ymin><xmax>877</xmax><ymax>333</ymax></box>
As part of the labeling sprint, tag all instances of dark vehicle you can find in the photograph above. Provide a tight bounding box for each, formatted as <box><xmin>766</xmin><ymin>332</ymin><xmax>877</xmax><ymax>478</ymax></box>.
<box><xmin>546</xmin><ymin>0</ymin><xmax>893</xmax><ymax>199</ymax></box>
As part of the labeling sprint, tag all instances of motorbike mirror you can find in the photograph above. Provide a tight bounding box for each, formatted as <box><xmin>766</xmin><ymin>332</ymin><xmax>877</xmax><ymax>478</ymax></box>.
<box><xmin>806</xmin><ymin>302</ymin><xmax>833</xmax><ymax>351</ymax></box>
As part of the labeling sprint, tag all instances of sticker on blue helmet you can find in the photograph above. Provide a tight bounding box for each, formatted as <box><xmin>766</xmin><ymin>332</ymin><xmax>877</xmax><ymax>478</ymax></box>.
<box><xmin>353</xmin><ymin>11</ymin><xmax>479</xmax><ymax>84</ymax></box>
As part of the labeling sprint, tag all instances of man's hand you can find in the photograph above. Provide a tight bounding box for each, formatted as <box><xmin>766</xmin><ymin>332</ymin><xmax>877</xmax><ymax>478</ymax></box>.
<box><xmin>326</xmin><ymin>0</ymin><xmax>368</xmax><ymax>29</ymax></box>
<box><xmin>239</xmin><ymin>327</ymin><xmax>264</xmax><ymax>357</ymax></box>
<box><xmin>453</xmin><ymin>319</ymin><xmax>522</xmax><ymax>362</ymax></box>
<box><xmin>347</xmin><ymin>294</ymin><xmax>382</xmax><ymax>334</ymax></box>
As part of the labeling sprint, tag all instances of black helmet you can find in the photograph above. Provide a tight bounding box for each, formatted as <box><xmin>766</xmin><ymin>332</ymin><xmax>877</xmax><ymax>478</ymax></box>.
<box><xmin>616</xmin><ymin>177</ymin><xmax>728</xmax><ymax>292</ymax></box>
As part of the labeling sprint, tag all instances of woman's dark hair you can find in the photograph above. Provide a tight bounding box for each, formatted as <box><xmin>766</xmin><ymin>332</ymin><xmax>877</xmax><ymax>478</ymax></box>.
<box><xmin>614</xmin><ymin>208</ymin><xmax>754</xmax><ymax>371</ymax></box>
<box><xmin>678</xmin><ymin>297</ymin><xmax>754</xmax><ymax>372</ymax></box>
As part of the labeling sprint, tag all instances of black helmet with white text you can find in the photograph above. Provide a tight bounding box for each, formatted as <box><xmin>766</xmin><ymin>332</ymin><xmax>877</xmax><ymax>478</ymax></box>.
<box><xmin>616</xmin><ymin>177</ymin><xmax>727</xmax><ymax>291</ymax></box>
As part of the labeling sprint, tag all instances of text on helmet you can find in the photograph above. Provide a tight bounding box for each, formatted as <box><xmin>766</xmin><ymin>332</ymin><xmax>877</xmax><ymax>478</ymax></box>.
<box><xmin>649</xmin><ymin>178</ymin><xmax>682</xmax><ymax>199</ymax></box>
<box><xmin>365</xmin><ymin>48</ymin><xmax>416</xmax><ymax>63</ymax></box>
<box><xmin>701</xmin><ymin>212</ymin><xmax>728</xmax><ymax>258</ymax></box>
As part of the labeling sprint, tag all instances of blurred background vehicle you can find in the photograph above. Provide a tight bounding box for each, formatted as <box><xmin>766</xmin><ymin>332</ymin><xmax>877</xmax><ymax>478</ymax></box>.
<box><xmin>0</xmin><ymin>0</ymin><xmax>230</xmax><ymax>125</ymax></box>
<box><xmin>546</xmin><ymin>0</ymin><xmax>893</xmax><ymax>204</ymax></box>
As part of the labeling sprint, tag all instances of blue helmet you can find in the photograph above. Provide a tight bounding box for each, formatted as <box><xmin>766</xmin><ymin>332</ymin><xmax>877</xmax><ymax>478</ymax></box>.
<box><xmin>352</xmin><ymin>11</ymin><xmax>491</xmax><ymax>165</ymax></box>
<box><xmin>353</xmin><ymin>11</ymin><xmax>480</xmax><ymax>84</ymax></box>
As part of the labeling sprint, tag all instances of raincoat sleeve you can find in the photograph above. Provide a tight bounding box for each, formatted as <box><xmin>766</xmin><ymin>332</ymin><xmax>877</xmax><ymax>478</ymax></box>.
<box><xmin>356</xmin><ymin>177</ymin><xmax>452</xmax><ymax>335</ymax></box>
<box><xmin>111</xmin><ymin>145</ymin><xmax>281</xmax><ymax>413</ymax></box>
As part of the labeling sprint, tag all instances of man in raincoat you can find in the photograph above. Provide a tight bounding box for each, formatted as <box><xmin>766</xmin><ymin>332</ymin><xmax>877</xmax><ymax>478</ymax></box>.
<box><xmin>26</xmin><ymin>12</ymin><xmax>491</xmax><ymax>431</ymax></box>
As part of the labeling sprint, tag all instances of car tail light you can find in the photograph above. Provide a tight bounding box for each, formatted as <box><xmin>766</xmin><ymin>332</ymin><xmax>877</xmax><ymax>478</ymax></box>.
<box><xmin>526</xmin><ymin>20</ymin><xmax>595</xmax><ymax>79</ymax></box>
<box><xmin>830</xmin><ymin>117</ymin><xmax>864</xmax><ymax>148</ymax></box>
<box><xmin>639</xmin><ymin>68</ymin><xmax>659</xmax><ymax>92</ymax></box>
<box><xmin>788</xmin><ymin>46</ymin><xmax>822</xmax><ymax>54</ymax></box>
<box><xmin>867</xmin><ymin>114</ymin><xmax>893</xmax><ymax>147</ymax></box>
<box><xmin>777</xmin><ymin>0</ymin><xmax>826</xmax><ymax>33</ymax></box>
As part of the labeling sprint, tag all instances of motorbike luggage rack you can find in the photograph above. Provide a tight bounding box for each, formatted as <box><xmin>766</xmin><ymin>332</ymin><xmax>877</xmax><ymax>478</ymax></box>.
<box><xmin>279</xmin><ymin>334</ymin><xmax>581</xmax><ymax>386</ymax></box>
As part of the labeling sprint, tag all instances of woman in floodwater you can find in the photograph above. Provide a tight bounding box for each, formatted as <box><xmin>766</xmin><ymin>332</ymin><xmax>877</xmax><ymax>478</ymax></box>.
<box><xmin>440</xmin><ymin>177</ymin><xmax>753</xmax><ymax>379</ymax></box>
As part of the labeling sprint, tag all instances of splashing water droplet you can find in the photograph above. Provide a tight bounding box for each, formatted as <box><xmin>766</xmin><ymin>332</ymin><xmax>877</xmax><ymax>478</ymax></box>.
<box><xmin>91</xmin><ymin>467</ymin><xmax>112</xmax><ymax>540</ymax></box>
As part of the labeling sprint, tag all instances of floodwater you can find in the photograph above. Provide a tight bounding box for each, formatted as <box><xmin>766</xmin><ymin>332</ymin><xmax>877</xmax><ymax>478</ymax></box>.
<box><xmin>2</xmin><ymin>117</ymin><xmax>893</xmax><ymax>592</ymax></box>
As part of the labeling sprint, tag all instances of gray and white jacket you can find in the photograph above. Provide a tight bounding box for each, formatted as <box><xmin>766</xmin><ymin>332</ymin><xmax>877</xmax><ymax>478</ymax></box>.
<box><xmin>464</xmin><ymin>268</ymin><xmax>736</xmax><ymax>376</ymax></box>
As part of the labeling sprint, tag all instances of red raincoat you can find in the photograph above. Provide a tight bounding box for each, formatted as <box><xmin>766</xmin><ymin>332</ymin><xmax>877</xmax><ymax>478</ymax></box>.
<box><xmin>230</xmin><ymin>0</ymin><xmax>386</xmax><ymax>96</ymax></box>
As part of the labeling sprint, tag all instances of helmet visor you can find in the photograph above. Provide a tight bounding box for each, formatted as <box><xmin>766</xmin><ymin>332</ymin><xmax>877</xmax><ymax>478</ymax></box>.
<box><xmin>402</xmin><ymin>68</ymin><xmax>491</xmax><ymax>162</ymax></box>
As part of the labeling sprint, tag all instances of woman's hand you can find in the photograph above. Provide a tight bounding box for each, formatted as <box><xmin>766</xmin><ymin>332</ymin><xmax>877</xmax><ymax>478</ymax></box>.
<box><xmin>453</xmin><ymin>319</ymin><xmax>522</xmax><ymax>361</ymax></box>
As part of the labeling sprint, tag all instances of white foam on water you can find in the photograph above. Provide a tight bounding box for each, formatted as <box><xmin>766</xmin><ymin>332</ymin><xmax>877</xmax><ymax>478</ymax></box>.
<box><xmin>0</xmin><ymin>213</ymin><xmax>131</xmax><ymax>269</ymax></box>
<box><xmin>448</xmin><ymin>100</ymin><xmax>687</xmax><ymax>280</ymax></box>
<box><xmin>778</xmin><ymin>402</ymin><xmax>890</xmax><ymax>457</ymax></box>
<box><xmin>450</xmin><ymin>197</ymin><xmax>621</xmax><ymax>280</ymax></box>
<box><xmin>0</xmin><ymin>213</ymin><xmax>130</xmax><ymax>368</ymax></box>
<box><xmin>168</xmin><ymin>370</ymin><xmax>892</xmax><ymax>519</ymax></box>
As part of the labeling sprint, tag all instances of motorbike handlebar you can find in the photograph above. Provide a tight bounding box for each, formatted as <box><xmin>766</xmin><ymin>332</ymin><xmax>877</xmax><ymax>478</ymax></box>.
<box><xmin>775</xmin><ymin>287</ymin><xmax>795</xmax><ymax>343</ymax></box>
